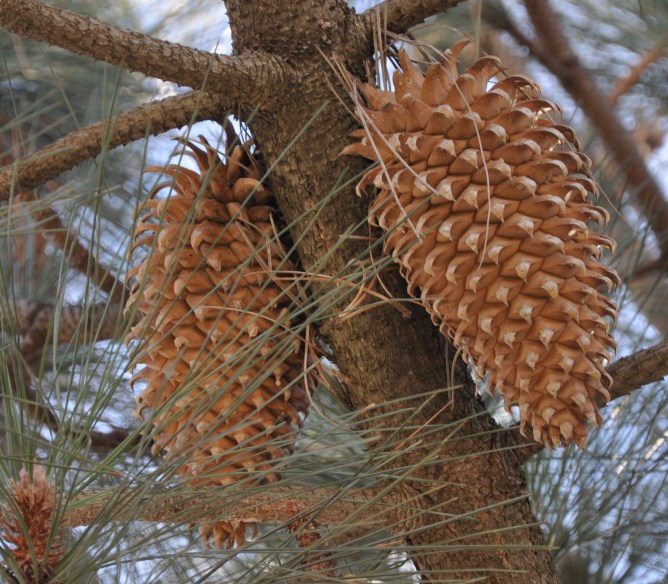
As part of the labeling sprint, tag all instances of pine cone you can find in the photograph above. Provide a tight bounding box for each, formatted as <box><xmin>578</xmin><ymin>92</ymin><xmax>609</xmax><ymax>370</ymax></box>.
<box><xmin>126</xmin><ymin>133</ymin><xmax>313</xmax><ymax>543</ymax></box>
<box><xmin>344</xmin><ymin>42</ymin><xmax>619</xmax><ymax>448</ymax></box>
<box><xmin>1</xmin><ymin>465</ymin><xmax>63</xmax><ymax>583</ymax></box>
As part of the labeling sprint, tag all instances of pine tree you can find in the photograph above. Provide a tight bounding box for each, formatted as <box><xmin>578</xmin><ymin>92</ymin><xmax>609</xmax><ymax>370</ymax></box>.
<box><xmin>1</xmin><ymin>1</ymin><xmax>667</xmax><ymax>582</ymax></box>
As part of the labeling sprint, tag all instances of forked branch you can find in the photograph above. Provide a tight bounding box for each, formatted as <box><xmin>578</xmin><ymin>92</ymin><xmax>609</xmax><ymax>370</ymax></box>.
<box><xmin>0</xmin><ymin>0</ymin><xmax>286</xmax><ymax>106</ymax></box>
<box><xmin>0</xmin><ymin>91</ymin><xmax>228</xmax><ymax>199</ymax></box>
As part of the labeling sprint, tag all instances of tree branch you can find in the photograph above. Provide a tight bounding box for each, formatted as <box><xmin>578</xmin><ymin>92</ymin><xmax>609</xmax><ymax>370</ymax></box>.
<box><xmin>359</xmin><ymin>0</ymin><xmax>467</xmax><ymax>35</ymax></box>
<box><xmin>65</xmin><ymin>487</ymin><xmax>377</xmax><ymax>527</ymax></box>
<box><xmin>520</xmin><ymin>0</ymin><xmax>668</xmax><ymax>262</ymax></box>
<box><xmin>1</xmin><ymin>300</ymin><xmax>125</xmax><ymax>354</ymax></box>
<box><xmin>610</xmin><ymin>43</ymin><xmax>665</xmax><ymax>106</ymax></box>
<box><xmin>28</xmin><ymin>198</ymin><xmax>127</xmax><ymax>302</ymax></box>
<box><xmin>65</xmin><ymin>484</ymin><xmax>397</xmax><ymax>532</ymax></box>
<box><xmin>0</xmin><ymin>91</ymin><xmax>227</xmax><ymax>200</ymax></box>
<box><xmin>607</xmin><ymin>340</ymin><xmax>668</xmax><ymax>401</ymax></box>
<box><xmin>0</xmin><ymin>0</ymin><xmax>286</xmax><ymax>106</ymax></box>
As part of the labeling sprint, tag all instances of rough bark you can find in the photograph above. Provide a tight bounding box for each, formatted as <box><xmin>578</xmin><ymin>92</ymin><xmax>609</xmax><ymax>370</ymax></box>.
<box><xmin>2</xmin><ymin>1</ymin><xmax>663</xmax><ymax>580</ymax></box>
<box><xmin>607</xmin><ymin>341</ymin><xmax>668</xmax><ymax>400</ymax></box>
<box><xmin>66</xmin><ymin>485</ymin><xmax>387</xmax><ymax>528</ymax></box>
<box><xmin>0</xmin><ymin>0</ymin><xmax>286</xmax><ymax>107</ymax></box>
<box><xmin>223</xmin><ymin>0</ymin><xmax>559</xmax><ymax>582</ymax></box>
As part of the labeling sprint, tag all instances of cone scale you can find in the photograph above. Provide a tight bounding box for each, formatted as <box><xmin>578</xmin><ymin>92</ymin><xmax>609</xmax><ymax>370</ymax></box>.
<box><xmin>126</xmin><ymin>134</ymin><xmax>312</xmax><ymax>547</ymax></box>
<box><xmin>344</xmin><ymin>42</ymin><xmax>619</xmax><ymax>448</ymax></box>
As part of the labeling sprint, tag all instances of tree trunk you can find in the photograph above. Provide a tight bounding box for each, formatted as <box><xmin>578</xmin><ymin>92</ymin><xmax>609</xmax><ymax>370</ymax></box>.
<box><xmin>222</xmin><ymin>1</ymin><xmax>560</xmax><ymax>582</ymax></box>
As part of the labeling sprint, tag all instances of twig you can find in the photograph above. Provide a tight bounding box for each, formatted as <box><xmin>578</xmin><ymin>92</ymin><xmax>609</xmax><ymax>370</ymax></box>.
<box><xmin>629</xmin><ymin>256</ymin><xmax>668</xmax><ymax>279</ymax></box>
<box><xmin>2</xmin><ymin>352</ymin><xmax>68</xmax><ymax>444</ymax></box>
<box><xmin>4</xmin><ymin>366</ymin><xmax>135</xmax><ymax>454</ymax></box>
<box><xmin>1</xmin><ymin>121</ymin><xmax>128</xmax><ymax>300</ymax></box>
<box><xmin>0</xmin><ymin>91</ymin><xmax>227</xmax><ymax>199</ymax></box>
<box><xmin>28</xmin><ymin>195</ymin><xmax>127</xmax><ymax>302</ymax></box>
<box><xmin>0</xmin><ymin>0</ymin><xmax>286</xmax><ymax>107</ymax></box>
<box><xmin>610</xmin><ymin>43</ymin><xmax>665</xmax><ymax>106</ymax></box>
<box><xmin>86</xmin><ymin>427</ymin><xmax>140</xmax><ymax>451</ymax></box>
<box><xmin>1</xmin><ymin>300</ymin><xmax>135</xmax><ymax>450</ymax></box>
<box><xmin>519</xmin><ymin>0</ymin><xmax>668</xmax><ymax>262</ymax></box>
<box><xmin>359</xmin><ymin>0</ymin><xmax>466</xmax><ymax>36</ymax></box>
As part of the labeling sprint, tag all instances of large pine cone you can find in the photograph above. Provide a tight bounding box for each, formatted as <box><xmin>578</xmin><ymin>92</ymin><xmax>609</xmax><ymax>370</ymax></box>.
<box><xmin>126</xmin><ymin>134</ymin><xmax>312</xmax><ymax>545</ymax></box>
<box><xmin>344</xmin><ymin>42</ymin><xmax>619</xmax><ymax>448</ymax></box>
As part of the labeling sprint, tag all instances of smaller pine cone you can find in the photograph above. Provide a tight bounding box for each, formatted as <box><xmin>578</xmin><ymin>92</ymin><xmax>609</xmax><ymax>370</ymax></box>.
<box><xmin>1</xmin><ymin>465</ymin><xmax>63</xmax><ymax>582</ymax></box>
<box><xmin>344</xmin><ymin>42</ymin><xmax>619</xmax><ymax>448</ymax></box>
<box><xmin>126</xmin><ymin>134</ymin><xmax>313</xmax><ymax>543</ymax></box>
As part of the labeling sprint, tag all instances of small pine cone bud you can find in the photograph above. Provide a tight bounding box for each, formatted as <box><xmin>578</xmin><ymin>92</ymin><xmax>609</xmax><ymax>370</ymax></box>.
<box><xmin>126</xmin><ymin>133</ymin><xmax>314</xmax><ymax>545</ymax></box>
<box><xmin>343</xmin><ymin>41</ymin><xmax>619</xmax><ymax>449</ymax></box>
<box><xmin>1</xmin><ymin>465</ymin><xmax>63</xmax><ymax>582</ymax></box>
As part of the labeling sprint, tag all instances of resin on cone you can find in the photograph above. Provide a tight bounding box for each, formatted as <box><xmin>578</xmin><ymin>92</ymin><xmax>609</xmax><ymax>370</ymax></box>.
<box><xmin>343</xmin><ymin>41</ymin><xmax>619</xmax><ymax>448</ymax></box>
<box><xmin>126</xmin><ymin>131</ymin><xmax>312</xmax><ymax>546</ymax></box>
